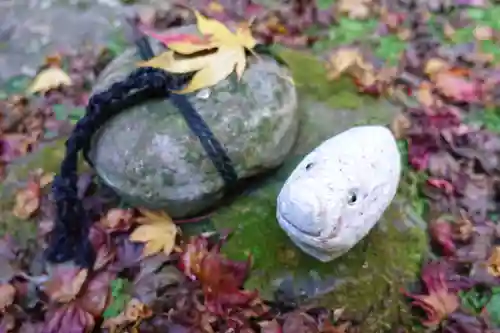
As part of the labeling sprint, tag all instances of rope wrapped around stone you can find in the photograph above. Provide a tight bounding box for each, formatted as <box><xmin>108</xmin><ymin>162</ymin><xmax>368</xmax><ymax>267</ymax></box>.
<box><xmin>45</xmin><ymin>65</ymin><xmax>238</xmax><ymax>267</ymax></box>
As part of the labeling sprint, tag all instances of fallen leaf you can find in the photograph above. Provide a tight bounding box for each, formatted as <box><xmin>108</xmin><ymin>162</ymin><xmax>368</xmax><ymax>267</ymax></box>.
<box><xmin>12</xmin><ymin>180</ymin><xmax>41</xmax><ymax>220</ymax></box>
<box><xmin>102</xmin><ymin>298</ymin><xmax>152</xmax><ymax>331</ymax></box>
<box><xmin>442</xmin><ymin>22</ymin><xmax>456</xmax><ymax>40</ymax></box>
<box><xmin>43</xmin><ymin>303</ymin><xmax>94</xmax><ymax>333</ymax></box>
<box><xmin>139</xmin><ymin>11</ymin><xmax>257</xmax><ymax>94</ymax></box>
<box><xmin>424</xmin><ymin>58</ymin><xmax>450</xmax><ymax>78</ymax></box>
<box><xmin>474</xmin><ymin>25</ymin><xmax>493</xmax><ymax>41</ymax></box>
<box><xmin>416</xmin><ymin>82</ymin><xmax>436</xmax><ymax>107</ymax></box>
<box><xmin>140</xmin><ymin>28</ymin><xmax>214</xmax><ymax>53</ymax></box>
<box><xmin>325</xmin><ymin>47</ymin><xmax>363</xmax><ymax>81</ymax></box>
<box><xmin>129</xmin><ymin>209</ymin><xmax>178</xmax><ymax>257</ymax></box>
<box><xmin>452</xmin><ymin>211</ymin><xmax>474</xmax><ymax>242</ymax></box>
<box><xmin>12</xmin><ymin>169</ymin><xmax>55</xmax><ymax>219</ymax></box>
<box><xmin>124</xmin><ymin>298</ymin><xmax>152</xmax><ymax>321</ymax></box>
<box><xmin>259</xmin><ymin>319</ymin><xmax>282</xmax><ymax>333</ymax></box>
<box><xmin>390</xmin><ymin>113</ymin><xmax>411</xmax><ymax>139</ymax></box>
<box><xmin>110</xmin><ymin>235</ymin><xmax>144</xmax><ymax>271</ymax></box>
<box><xmin>27</xmin><ymin>67</ymin><xmax>72</xmax><ymax>94</ymax></box>
<box><xmin>402</xmin><ymin>261</ymin><xmax>459</xmax><ymax>327</ymax></box>
<box><xmin>281</xmin><ymin>311</ymin><xmax>317</xmax><ymax>333</ymax></box>
<box><xmin>429</xmin><ymin>218</ymin><xmax>456</xmax><ymax>256</ymax></box>
<box><xmin>100</xmin><ymin>208</ymin><xmax>135</xmax><ymax>233</ymax></box>
<box><xmin>43</xmin><ymin>265</ymin><xmax>89</xmax><ymax>303</ymax></box>
<box><xmin>179</xmin><ymin>235</ymin><xmax>257</xmax><ymax>315</ymax></box>
<box><xmin>336</xmin><ymin>0</ymin><xmax>371</xmax><ymax>20</ymax></box>
<box><xmin>433</xmin><ymin>71</ymin><xmax>479</xmax><ymax>103</ymax></box>
<box><xmin>44</xmin><ymin>53</ymin><xmax>63</xmax><ymax>67</ymax></box>
<box><xmin>0</xmin><ymin>284</ymin><xmax>15</xmax><ymax>312</ymax></box>
<box><xmin>486</xmin><ymin>247</ymin><xmax>500</xmax><ymax>277</ymax></box>
<box><xmin>133</xmin><ymin>263</ymin><xmax>185</xmax><ymax>306</ymax></box>
<box><xmin>88</xmin><ymin>225</ymin><xmax>115</xmax><ymax>271</ymax></box>
<box><xmin>77</xmin><ymin>271</ymin><xmax>113</xmax><ymax>317</ymax></box>
<box><xmin>0</xmin><ymin>312</ymin><xmax>15</xmax><ymax>333</ymax></box>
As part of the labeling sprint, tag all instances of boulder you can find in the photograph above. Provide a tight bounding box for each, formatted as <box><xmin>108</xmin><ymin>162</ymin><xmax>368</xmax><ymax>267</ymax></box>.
<box><xmin>88</xmin><ymin>27</ymin><xmax>299</xmax><ymax>218</ymax></box>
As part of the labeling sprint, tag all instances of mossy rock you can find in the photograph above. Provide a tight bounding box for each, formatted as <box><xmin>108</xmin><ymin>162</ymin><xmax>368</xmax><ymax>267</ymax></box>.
<box><xmin>89</xmin><ymin>26</ymin><xmax>299</xmax><ymax>219</ymax></box>
<box><xmin>203</xmin><ymin>49</ymin><xmax>426</xmax><ymax>331</ymax></box>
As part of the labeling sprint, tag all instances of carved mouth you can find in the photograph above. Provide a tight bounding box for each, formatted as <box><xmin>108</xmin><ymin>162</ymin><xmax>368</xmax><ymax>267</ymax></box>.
<box><xmin>277</xmin><ymin>208</ymin><xmax>321</xmax><ymax>237</ymax></box>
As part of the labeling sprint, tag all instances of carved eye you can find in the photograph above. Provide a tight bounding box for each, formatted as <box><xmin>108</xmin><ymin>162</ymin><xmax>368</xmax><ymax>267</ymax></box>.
<box><xmin>305</xmin><ymin>162</ymin><xmax>314</xmax><ymax>170</ymax></box>
<box><xmin>347</xmin><ymin>190</ymin><xmax>358</xmax><ymax>205</ymax></box>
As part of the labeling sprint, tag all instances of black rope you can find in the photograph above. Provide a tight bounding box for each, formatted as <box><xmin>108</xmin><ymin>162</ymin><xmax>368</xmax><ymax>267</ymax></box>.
<box><xmin>45</xmin><ymin>67</ymin><xmax>193</xmax><ymax>267</ymax></box>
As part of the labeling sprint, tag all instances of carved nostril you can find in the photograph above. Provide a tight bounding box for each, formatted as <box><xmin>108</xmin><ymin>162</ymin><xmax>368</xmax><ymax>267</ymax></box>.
<box><xmin>280</xmin><ymin>186</ymin><xmax>322</xmax><ymax>236</ymax></box>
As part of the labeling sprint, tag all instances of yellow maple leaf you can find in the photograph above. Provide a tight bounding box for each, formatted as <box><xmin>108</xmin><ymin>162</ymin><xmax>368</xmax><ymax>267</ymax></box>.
<box><xmin>139</xmin><ymin>11</ymin><xmax>257</xmax><ymax>94</ymax></box>
<box><xmin>129</xmin><ymin>209</ymin><xmax>178</xmax><ymax>257</ymax></box>
<box><xmin>27</xmin><ymin>66</ymin><xmax>72</xmax><ymax>94</ymax></box>
<box><xmin>325</xmin><ymin>47</ymin><xmax>364</xmax><ymax>81</ymax></box>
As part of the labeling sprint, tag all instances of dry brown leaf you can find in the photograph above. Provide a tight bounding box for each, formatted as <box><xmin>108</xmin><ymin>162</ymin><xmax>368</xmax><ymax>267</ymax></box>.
<box><xmin>443</xmin><ymin>22</ymin><xmax>456</xmax><ymax>40</ymax></box>
<box><xmin>474</xmin><ymin>25</ymin><xmax>493</xmax><ymax>41</ymax></box>
<box><xmin>129</xmin><ymin>209</ymin><xmax>178</xmax><ymax>257</ymax></box>
<box><xmin>337</xmin><ymin>0</ymin><xmax>372</xmax><ymax>20</ymax></box>
<box><xmin>139</xmin><ymin>11</ymin><xmax>257</xmax><ymax>94</ymax></box>
<box><xmin>487</xmin><ymin>246</ymin><xmax>500</xmax><ymax>277</ymax></box>
<box><xmin>38</xmin><ymin>171</ymin><xmax>55</xmax><ymax>188</ymax></box>
<box><xmin>0</xmin><ymin>284</ymin><xmax>15</xmax><ymax>312</ymax></box>
<box><xmin>433</xmin><ymin>70</ymin><xmax>477</xmax><ymax>103</ymax></box>
<box><xmin>12</xmin><ymin>181</ymin><xmax>41</xmax><ymax>220</ymax></box>
<box><xmin>397</xmin><ymin>29</ymin><xmax>411</xmax><ymax>41</ymax></box>
<box><xmin>101</xmin><ymin>298</ymin><xmax>152</xmax><ymax>331</ymax></box>
<box><xmin>44</xmin><ymin>53</ymin><xmax>63</xmax><ymax>67</ymax></box>
<box><xmin>416</xmin><ymin>82</ymin><xmax>436</xmax><ymax>107</ymax></box>
<box><xmin>391</xmin><ymin>113</ymin><xmax>411</xmax><ymax>140</ymax></box>
<box><xmin>325</xmin><ymin>47</ymin><xmax>364</xmax><ymax>81</ymax></box>
<box><xmin>452</xmin><ymin>211</ymin><xmax>474</xmax><ymax>242</ymax></box>
<box><xmin>27</xmin><ymin>66</ymin><xmax>72</xmax><ymax>94</ymax></box>
<box><xmin>43</xmin><ymin>266</ymin><xmax>89</xmax><ymax>303</ymax></box>
<box><xmin>124</xmin><ymin>298</ymin><xmax>152</xmax><ymax>321</ymax></box>
<box><xmin>424</xmin><ymin>58</ymin><xmax>450</xmax><ymax>78</ymax></box>
<box><xmin>100</xmin><ymin>208</ymin><xmax>134</xmax><ymax>232</ymax></box>
<box><xmin>12</xmin><ymin>170</ymin><xmax>54</xmax><ymax>220</ymax></box>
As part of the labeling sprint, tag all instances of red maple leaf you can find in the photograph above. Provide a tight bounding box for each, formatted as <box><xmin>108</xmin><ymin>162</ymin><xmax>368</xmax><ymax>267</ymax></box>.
<box><xmin>138</xmin><ymin>24</ymin><xmax>212</xmax><ymax>47</ymax></box>
<box><xmin>179</xmin><ymin>235</ymin><xmax>258</xmax><ymax>316</ymax></box>
<box><xmin>429</xmin><ymin>218</ymin><xmax>457</xmax><ymax>257</ymax></box>
<box><xmin>402</xmin><ymin>260</ymin><xmax>459</xmax><ymax>327</ymax></box>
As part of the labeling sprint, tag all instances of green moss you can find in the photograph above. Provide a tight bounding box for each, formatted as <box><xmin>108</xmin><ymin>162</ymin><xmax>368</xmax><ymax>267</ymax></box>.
<box><xmin>274</xmin><ymin>47</ymin><xmax>379</xmax><ymax>110</ymax></box>
<box><xmin>310</xmin><ymin>18</ymin><xmax>378</xmax><ymax>52</ymax></box>
<box><xmin>0</xmin><ymin>189</ymin><xmax>37</xmax><ymax>245</ymax></box>
<box><xmin>0</xmin><ymin>139</ymin><xmax>89</xmax><ymax>244</ymax></box>
<box><xmin>211</xmin><ymin>174</ymin><xmax>427</xmax><ymax>331</ymax></box>
<box><xmin>374</xmin><ymin>35</ymin><xmax>407</xmax><ymax>65</ymax></box>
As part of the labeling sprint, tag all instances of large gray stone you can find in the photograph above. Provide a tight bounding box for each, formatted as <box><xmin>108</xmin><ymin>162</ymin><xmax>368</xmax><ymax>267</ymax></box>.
<box><xmin>89</xmin><ymin>32</ymin><xmax>298</xmax><ymax>218</ymax></box>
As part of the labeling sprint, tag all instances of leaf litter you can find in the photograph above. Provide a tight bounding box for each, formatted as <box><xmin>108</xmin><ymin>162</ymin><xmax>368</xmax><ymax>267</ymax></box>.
<box><xmin>5</xmin><ymin>0</ymin><xmax>500</xmax><ymax>332</ymax></box>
